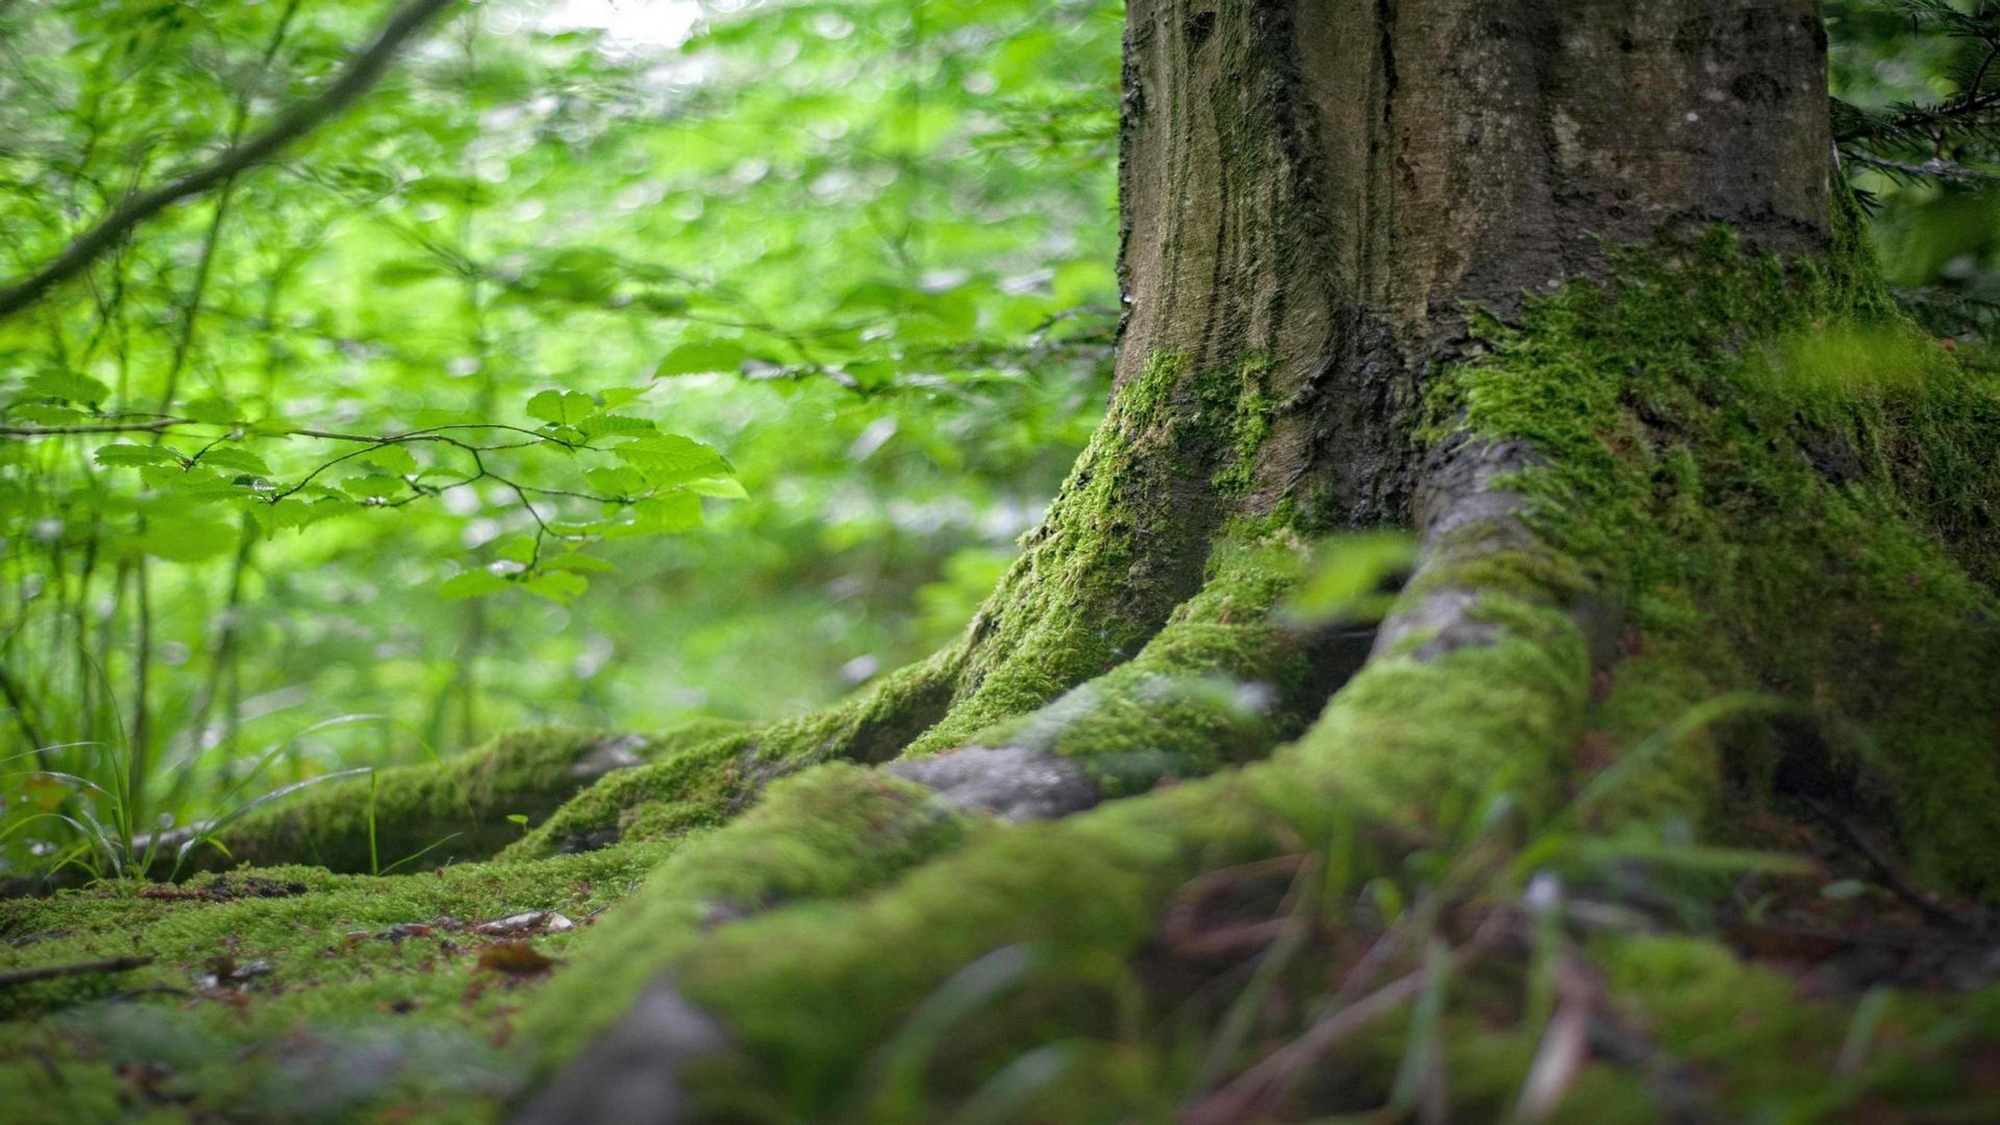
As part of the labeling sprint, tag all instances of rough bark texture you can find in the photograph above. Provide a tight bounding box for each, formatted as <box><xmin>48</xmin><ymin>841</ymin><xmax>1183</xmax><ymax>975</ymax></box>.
<box><xmin>1117</xmin><ymin>0</ymin><xmax>1827</xmax><ymax>523</ymax></box>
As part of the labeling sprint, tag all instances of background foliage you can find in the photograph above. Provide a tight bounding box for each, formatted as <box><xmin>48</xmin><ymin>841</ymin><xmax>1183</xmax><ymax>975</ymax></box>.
<box><xmin>0</xmin><ymin>0</ymin><xmax>1989</xmax><ymax>876</ymax></box>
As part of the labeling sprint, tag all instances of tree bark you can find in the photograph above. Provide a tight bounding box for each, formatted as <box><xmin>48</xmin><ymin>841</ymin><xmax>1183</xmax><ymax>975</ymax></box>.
<box><xmin>1115</xmin><ymin>0</ymin><xmax>1827</xmax><ymax>523</ymax></box>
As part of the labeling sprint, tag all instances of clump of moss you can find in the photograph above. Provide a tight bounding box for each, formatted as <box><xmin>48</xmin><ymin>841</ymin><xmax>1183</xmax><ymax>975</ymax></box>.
<box><xmin>906</xmin><ymin>350</ymin><xmax>1289</xmax><ymax>756</ymax></box>
<box><xmin>0</xmin><ymin>842</ymin><xmax>672</xmax><ymax>1120</ymax></box>
<box><xmin>954</xmin><ymin>539</ymin><xmax>1334</xmax><ymax>796</ymax></box>
<box><xmin>519</xmin><ymin>763</ymin><xmax>974</xmax><ymax>1068</ymax></box>
<box><xmin>1431</xmin><ymin>226</ymin><xmax>2000</xmax><ymax>892</ymax></box>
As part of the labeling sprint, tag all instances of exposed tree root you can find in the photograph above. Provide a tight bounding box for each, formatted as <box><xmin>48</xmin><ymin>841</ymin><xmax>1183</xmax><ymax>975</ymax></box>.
<box><xmin>511</xmin><ymin>428</ymin><xmax>1594</xmax><ymax>1121</ymax></box>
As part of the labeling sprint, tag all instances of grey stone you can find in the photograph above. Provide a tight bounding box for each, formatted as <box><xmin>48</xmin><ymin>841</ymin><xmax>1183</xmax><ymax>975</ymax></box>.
<box><xmin>886</xmin><ymin>745</ymin><xmax>1100</xmax><ymax>821</ymax></box>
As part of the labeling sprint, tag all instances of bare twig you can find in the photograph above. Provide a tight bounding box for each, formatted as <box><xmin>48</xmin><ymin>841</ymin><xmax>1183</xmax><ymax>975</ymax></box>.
<box><xmin>0</xmin><ymin>955</ymin><xmax>153</xmax><ymax>987</ymax></box>
<box><xmin>1799</xmin><ymin>795</ymin><xmax>1980</xmax><ymax>933</ymax></box>
<box><xmin>0</xmin><ymin>0</ymin><xmax>463</xmax><ymax>320</ymax></box>
<box><xmin>0</xmin><ymin>419</ymin><xmax>186</xmax><ymax>437</ymax></box>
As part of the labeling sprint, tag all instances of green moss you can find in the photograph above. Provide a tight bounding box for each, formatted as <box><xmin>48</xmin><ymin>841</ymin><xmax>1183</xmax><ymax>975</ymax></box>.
<box><xmin>1575</xmin><ymin>653</ymin><xmax>1728</xmax><ymax>831</ymax></box>
<box><xmin>1211</xmin><ymin>356</ymin><xmax>1276</xmax><ymax>495</ymax></box>
<box><xmin>1431</xmin><ymin>228</ymin><xmax>2000</xmax><ymax>892</ymax></box>
<box><xmin>665</xmin><ymin>779</ymin><xmax>1263</xmax><ymax>1118</ymax></box>
<box><xmin>518</xmin><ymin>764</ymin><xmax>973</xmax><ymax>1068</ymax></box>
<box><xmin>907</xmin><ymin>350</ymin><xmax>1286</xmax><ymax>756</ymax></box>
<box><xmin>504</xmin><ymin>651</ymin><xmax>961</xmax><ymax>860</ymax></box>
<box><xmin>527</xmin><ymin>230</ymin><xmax>2000</xmax><ymax>1119</ymax></box>
<box><xmin>961</xmin><ymin>539</ymin><xmax>1322</xmax><ymax>795</ymax></box>
<box><xmin>625</xmin><ymin>596</ymin><xmax>1590</xmax><ymax>1119</ymax></box>
<box><xmin>181</xmin><ymin>725</ymin><xmax>701</xmax><ymax>876</ymax></box>
<box><xmin>1596</xmin><ymin>935</ymin><xmax>2000</xmax><ymax>1120</ymax></box>
<box><xmin>0</xmin><ymin>842</ymin><xmax>672</xmax><ymax>1121</ymax></box>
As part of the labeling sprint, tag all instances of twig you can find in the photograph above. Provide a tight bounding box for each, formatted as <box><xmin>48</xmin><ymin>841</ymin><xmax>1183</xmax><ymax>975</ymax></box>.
<box><xmin>0</xmin><ymin>955</ymin><xmax>153</xmax><ymax>987</ymax></box>
<box><xmin>0</xmin><ymin>419</ymin><xmax>186</xmax><ymax>437</ymax></box>
<box><xmin>1799</xmin><ymin>795</ymin><xmax>1980</xmax><ymax>933</ymax></box>
<box><xmin>0</xmin><ymin>0</ymin><xmax>463</xmax><ymax>320</ymax></box>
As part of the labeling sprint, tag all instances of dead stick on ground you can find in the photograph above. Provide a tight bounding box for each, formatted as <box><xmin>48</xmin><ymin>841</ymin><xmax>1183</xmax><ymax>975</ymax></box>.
<box><xmin>0</xmin><ymin>955</ymin><xmax>154</xmax><ymax>987</ymax></box>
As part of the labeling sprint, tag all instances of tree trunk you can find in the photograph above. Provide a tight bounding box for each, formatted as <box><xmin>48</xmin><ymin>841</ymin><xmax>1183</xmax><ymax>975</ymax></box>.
<box><xmin>1115</xmin><ymin>0</ymin><xmax>1827</xmax><ymax>524</ymax></box>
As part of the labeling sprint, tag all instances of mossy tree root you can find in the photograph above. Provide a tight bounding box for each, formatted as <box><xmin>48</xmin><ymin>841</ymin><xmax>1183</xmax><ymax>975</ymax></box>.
<box><xmin>166</xmin><ymin>721</ymin><xmax>749</xmax><ymax>878</ymax></box>
<box><xmin>503</xmin><ymin>344</ymin><xmax>1304</xmax><ymax>863</ymax></box>
<box><xmin>511</xmin><ymin>431</ymin><xmax>1598</xmax><ymax>1122</ymax></box>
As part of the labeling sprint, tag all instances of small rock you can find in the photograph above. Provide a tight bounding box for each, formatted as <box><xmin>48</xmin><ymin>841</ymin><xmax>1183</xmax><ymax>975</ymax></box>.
<box><xmin>473</xmin><ymin>910</ymin><xmax>575</xmax><ymax>936</ymax></box>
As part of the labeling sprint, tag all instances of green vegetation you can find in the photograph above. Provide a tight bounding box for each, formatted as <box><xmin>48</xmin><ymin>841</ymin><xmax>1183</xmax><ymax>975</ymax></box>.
<box><xmin>0</xmin><ymin>0</ymin><xmax>1120</xmax><ymax>873</ymax></box>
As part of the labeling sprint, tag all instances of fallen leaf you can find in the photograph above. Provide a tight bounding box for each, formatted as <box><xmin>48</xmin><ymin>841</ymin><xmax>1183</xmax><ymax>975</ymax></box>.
<box><xmin>477</xmin><ymin>940</ymin><xmax>556</xmax><ymax>977</ymax></box>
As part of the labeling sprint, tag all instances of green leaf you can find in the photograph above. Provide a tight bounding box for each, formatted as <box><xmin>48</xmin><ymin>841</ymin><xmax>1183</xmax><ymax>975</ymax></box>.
<box><xmin>686</xmin><ymin>476</ymin><xmax>749</xmax><ymax>500</ymax></box>
<box><xmin>197</xmin><ymin>448</ymin><xmax>270</xmax><ymax>475</ymax></box>
<box><xmin>544</xmin><ymin>552</ymin><xmax>615</xmax><ymax>573</ymax></box>
<box><xmin>523</xmin><ymin>570</ymin><xmax>590</xmax><ymax>604</ymax></box>
<box><xmin>584</xmin><ymin>467</ymin><xmax>647</xmax><ymax>497</ymax></box>
<box><xmin>146</xmin><ymin>466</ymin><xmax>246</xmax><ymax>504</ymax></box>
<box><xmin>577</xmin><ymin>414</ymin><xmax>656</xmax><ymax>440</ymax></box>
<box><xmin>658</xmin><ymin>339</ymin><xmax>748</xmax><ymax>376</ymax></box>
<box><xmin>365</xmin><ymin>445</ymin><xmax>419</xmax><ymax>475</ymax></box>
<box><xmin>596</xmin><ymin>387</ymin><xmax>649</xmax><ymax>410</ymax></box>
<box><xmin>95</xmin><ymin>444</ymin><xmax>183</xmax><ymax>468</ymax></box>
<box><xmin>340</xmin><ymin>474</ymin><xmax>407</xmax><ymax>502</ymax></box>
<box><xmin>527</xmin><ymin>390</ymin><xmax>597</xmax><ymax>427</ymax></box>
<box><xmin>9</xmin><ymin>404</ymin><xmax>85</xmax><ymax>426</ymax></box>
<box><xmin>440</xmin><ymin>569</ymin><xmax>511</xmax><ymax>599</ymax></box>
<box><xmin>1284</xmin><ymin>532</ymin><xmax>1418</xmax><ymax>625</ymax></box>
<box><xmin>253</xmin><ymin>498</ymin><xmax>364</xmax><ymax>535</ymax></box>
<box><xmin>610</xmin><ymin>433</ymin><xmax>730</xmax><ymax>486</ymax></box>
<box><xmin>494</xmin><ymin>536</ymin><xmax>538</xmax><ymax>565</ymax></box>
<box><xmin>635</xmin><ymin>490</ymin><xmax>703</xmax><ymax>532</ymax></box>
<box><xmin>24</xmin><ymin>370</ymin><xmax>110</xmax><ymax>406</ymax></box>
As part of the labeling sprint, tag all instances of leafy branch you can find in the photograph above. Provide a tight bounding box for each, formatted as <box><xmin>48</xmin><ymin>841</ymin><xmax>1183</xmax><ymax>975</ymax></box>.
<box><xmin>1837</xmin><ymin>1</ymin><xmax>2000</xmax><ymax>189</ymax></box>
<box><xmin>0</xmin><ymin>0</ymin><xmax>463</xmax><ymax>320</ymax></box>
<box><xmin>4</xmin><ymin>386</ymin><xmax>741</xmax><ymax>605</ymax></box>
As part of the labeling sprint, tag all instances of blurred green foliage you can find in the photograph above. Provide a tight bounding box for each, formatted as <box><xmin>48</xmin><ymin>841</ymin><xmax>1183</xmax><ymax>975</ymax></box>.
<box><xmin>1830</xmin><ymin>0</ymin><xmax>2000</xmax><ymax>338</ymax></box>
<box><xmin>0</xmin><ymin>0</ymin><xmax>1119</xmax><ymax>871</ymax></box>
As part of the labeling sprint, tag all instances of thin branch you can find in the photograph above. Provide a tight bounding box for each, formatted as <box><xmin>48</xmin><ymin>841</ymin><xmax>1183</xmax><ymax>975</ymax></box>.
<box><xmin>0</xmin><ymin>0</ymin><xmax>463</xmax><ymax>321</ymax></box>
<box><xmin>0</xmin><ymin>420</ymin><xmax>185</xmax><ymax>436</ymax></box>
<box><xmin>0</xmin><ymin>955</ymin><xmax>153</xmax><ymax>988</ymax></box>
